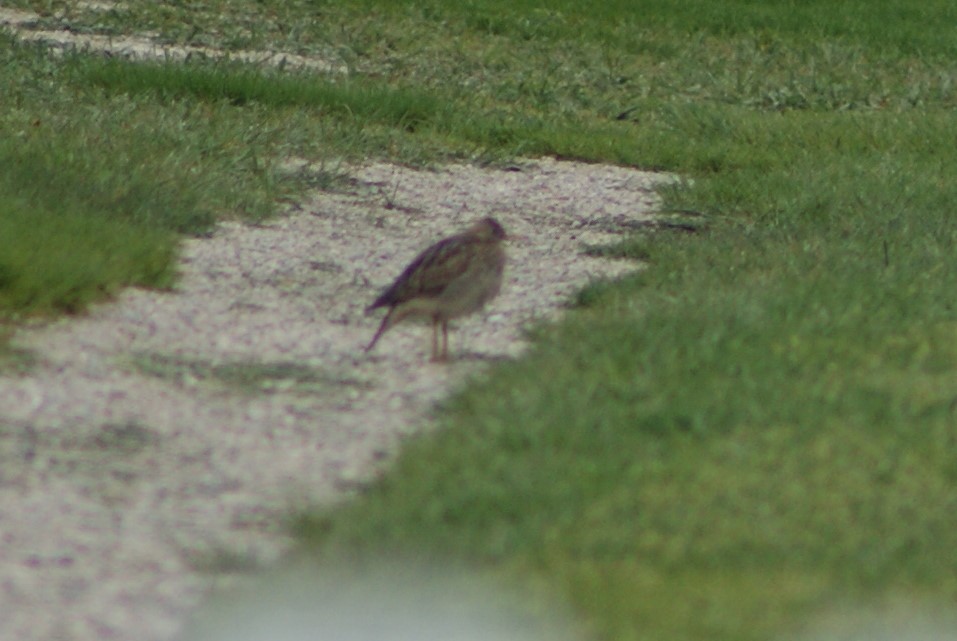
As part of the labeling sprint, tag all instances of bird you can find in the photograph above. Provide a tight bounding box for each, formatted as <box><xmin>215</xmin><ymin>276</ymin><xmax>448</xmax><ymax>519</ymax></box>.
<box><xmin>364</xmin><ymin>217</ymin><xmax>507</xmax><ymax>361</ymax></box>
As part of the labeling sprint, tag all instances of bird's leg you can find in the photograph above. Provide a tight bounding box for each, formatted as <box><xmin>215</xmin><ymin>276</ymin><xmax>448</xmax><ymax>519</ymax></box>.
<box><xmin>441</xmin><ymin>320</ymin><xmax>449</xmax><ymax>361</ymax></box>
<box><xmin>430</xmin><ymin>317</ymin><xmax>450</xmax><ymax>362</ymax></box>
<box><xmin>430</xmin><ymin>316</ymin><xmax>440</xmax><ymax>362</ymax></box>
<box><xmin>364</xmin><ymin>308</ymin><xmax>395</xmax><ymax>353</ymax></box>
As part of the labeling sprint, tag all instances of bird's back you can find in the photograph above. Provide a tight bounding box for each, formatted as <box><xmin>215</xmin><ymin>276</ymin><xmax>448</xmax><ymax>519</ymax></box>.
<box><xmin>367</xmin><ymin>228</ymin><xmax>503</xmax><ymax>313</ymax></box>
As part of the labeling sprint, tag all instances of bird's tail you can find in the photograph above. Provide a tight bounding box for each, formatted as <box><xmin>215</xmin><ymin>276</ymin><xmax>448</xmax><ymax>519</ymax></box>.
<box><xmin>364</xmin><ymin>308</ymin><xmax>394</xmax><ymax>353</ymax></box>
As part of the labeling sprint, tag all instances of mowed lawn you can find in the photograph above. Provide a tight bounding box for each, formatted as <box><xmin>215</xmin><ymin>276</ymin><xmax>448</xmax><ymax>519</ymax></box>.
<box><xmin>4</xmin><ymin>1</ymin><xmax>957</xmax><ymax>639</ymax></box>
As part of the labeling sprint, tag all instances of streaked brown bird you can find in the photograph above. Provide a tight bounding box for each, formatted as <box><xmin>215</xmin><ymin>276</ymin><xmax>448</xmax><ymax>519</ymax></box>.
<box><xmin>364</xmin><ymin>217</ymin><xmax>507</xmax><ymax>361</ymax></box>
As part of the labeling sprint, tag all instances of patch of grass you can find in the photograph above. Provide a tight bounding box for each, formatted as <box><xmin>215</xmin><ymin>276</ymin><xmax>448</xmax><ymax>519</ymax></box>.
<box><xmin>70</xmin><ymin>54</ymin><xmax>656</xmax><ymax>165</ymax></box>
<box><xmin>76</xmin><ymin>58</ymin><xmax>450</xmax><ymax>130</ymax></box>
<box><xmin>1</xmin><ymin>39</ymin><xmax>261</xmax><ymax>318</ymax></box>
<box><xmin>0</xmin><ymin>191</ymin><xmax>175</xmax><ymax>316</ymax></box>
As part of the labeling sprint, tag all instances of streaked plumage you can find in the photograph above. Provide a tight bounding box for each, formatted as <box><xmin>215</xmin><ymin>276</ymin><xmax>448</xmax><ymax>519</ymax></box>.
<box><xmin>364</xmin><ymin>217</ymin><xmax>507</xmax><ymax>361</ymax></box>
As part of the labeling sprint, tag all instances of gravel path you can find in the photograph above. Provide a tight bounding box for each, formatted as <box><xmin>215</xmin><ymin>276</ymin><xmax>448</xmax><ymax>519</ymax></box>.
<box><xmin>0</xmin><ymin>5</ymin><xmax>345</xmax><ymax>71</ymax></box>
<box><xmin>0</xmin><ymin>159</ymin><xmax>670</xmax><ymax>640</ymax></box>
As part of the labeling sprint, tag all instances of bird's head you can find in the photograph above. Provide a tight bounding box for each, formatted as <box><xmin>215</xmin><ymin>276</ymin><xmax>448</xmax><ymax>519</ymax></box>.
<box><xmin>470</xmin><ymin>217</ymin><xmax>507</xmax><ymax>241</ymax></box>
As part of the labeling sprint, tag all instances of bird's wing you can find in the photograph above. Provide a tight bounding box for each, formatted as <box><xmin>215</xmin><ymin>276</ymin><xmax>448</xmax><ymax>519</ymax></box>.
<box><xmin>369</xmin><ymin>233</ymin><xmax>478</xmax><ymax>308</ymax></box>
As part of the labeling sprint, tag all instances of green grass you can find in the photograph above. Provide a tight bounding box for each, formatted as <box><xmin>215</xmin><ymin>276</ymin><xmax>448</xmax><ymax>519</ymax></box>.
<box><xmin>5</xmin><ymin>1</ymin><xmax>957</xmax><ymax>639</ymax></box>
<box><xmin>77</xmin><ymin>58</ymin><xmax>452</xmax><ymax>129</ymax></box>
<box><xmin>0</xmin><ymin>193</ymin><xmax>173</xmax><ymax>315</ymax></box>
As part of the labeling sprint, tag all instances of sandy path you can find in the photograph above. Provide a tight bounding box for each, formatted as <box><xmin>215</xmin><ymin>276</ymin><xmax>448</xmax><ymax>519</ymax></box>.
<box><xmin>0</xmin><ymin>159</ymin><xmax>669</xmax><ymax>640</ymax></box>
